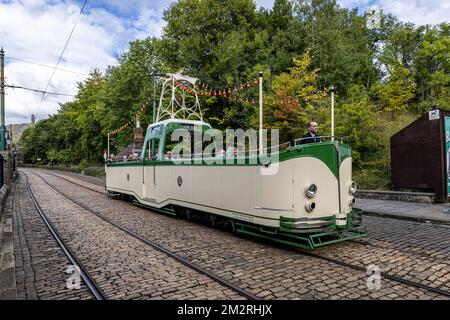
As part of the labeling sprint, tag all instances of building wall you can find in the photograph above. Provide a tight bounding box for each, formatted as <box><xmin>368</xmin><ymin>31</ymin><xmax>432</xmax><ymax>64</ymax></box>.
<box><xmin>390</xmin><ymin>109</ymin><xmax>447</xmax><ymax>201</ymax></box>
<box><xmin>11</xmin><ymin>123</ymin><xmax>34</xmax><ymax>146</ymax></box>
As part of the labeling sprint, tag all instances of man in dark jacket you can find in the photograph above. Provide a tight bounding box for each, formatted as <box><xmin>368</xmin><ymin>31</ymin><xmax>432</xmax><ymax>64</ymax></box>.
<box><xmin>300</xmin><ymin>121</ymin><xmax>323</xmax><ymax>144</ymax></box>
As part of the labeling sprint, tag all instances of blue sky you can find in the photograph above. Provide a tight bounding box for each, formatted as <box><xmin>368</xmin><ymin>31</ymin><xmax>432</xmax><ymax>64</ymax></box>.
<box><xmin>0</xmin><ymin>0</ymin><xmax>448</xmax><ymax>125</ymax></box>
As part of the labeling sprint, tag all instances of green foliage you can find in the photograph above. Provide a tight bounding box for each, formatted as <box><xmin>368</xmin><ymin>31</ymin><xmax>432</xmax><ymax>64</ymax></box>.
<box><xmin>82</xmin><ymin>167</ymin><xmax>106</xmax><ymax>178</ymax></box>
<box><xmin>256</xmin><ymin>52</ymin><xmax>327</xmax><ymax>142</ymax></box>
<box><xmin>18</xmin><ymin>1</ymin><xmax>449</xmax><ymax>191</ymax></box>
<box><xmin>375</xmin><ymin>64</ymin><xmax>416</xmax><ymax>112</ymax></box>
<box><xmin>335</xmin><ymin>85</ymin><xmax>381</xmax><ymax>166</ymax></box>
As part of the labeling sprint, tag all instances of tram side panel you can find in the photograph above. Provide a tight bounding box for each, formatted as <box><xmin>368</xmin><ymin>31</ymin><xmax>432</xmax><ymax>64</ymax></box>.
<box><xmin>106</xmin><ymin>165</ymin><xmax>144</xmax><ymax>199</ymax></box>
<box><xmin>293</xmin><ymin>157</ymin><xmax>340</xmax><ymax>220</ymax></box>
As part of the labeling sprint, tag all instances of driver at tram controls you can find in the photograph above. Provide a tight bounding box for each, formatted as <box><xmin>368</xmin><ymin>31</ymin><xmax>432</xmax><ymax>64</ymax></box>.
<box><xmin>300</xmin><ymin>121</ymin><xmax>323</xmax><ymax>144</ymax></box>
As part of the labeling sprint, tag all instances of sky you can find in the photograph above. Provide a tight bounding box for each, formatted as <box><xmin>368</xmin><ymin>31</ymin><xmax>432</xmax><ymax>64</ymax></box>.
<box><xmin>0</xmin><ymin>0</ymin><xmax>448</xmax><ymax>125</ymax></box>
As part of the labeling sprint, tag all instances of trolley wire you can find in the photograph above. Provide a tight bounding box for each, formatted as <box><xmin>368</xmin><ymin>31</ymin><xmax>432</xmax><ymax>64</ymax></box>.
<box><xmin>36</xmin><ymin>0</ymin><xmax>88</xmax><ymax>118</ymax></box>
<box><xmin>6</xmin><ymin>56</ymin><xmax>89</xmax><ymax>77</ymax></box>
<box><xmin>6</xmin><ymin>84</ymin><xmax>76</xmax><ymax>97</ymax></box>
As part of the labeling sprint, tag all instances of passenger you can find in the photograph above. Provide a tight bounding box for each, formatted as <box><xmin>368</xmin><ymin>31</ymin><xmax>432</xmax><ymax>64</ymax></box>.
<box><xmin>300</xmin><ymin>121</ymin><xmax>323</xmax><ymax>144</ymax></box>
<box><xmin>122</xmin><ymin>155</ymin><xmax>128</xmax><ymax>162</ymax></box>
<box><xmin>226</xmin><ymin>146</ymin><xmax>234</xmax><ymax>157</ymax></box>
<box><xmin>130</xmin><ymin>153</ymin><xmax>139</xmax><ymax>161</ymax></box>
<box><xmin>164</xmin><ymin>151</ymin><xmax>172</xmax><ymax>160</ymax></box>
<box><xmin>151</xmin><ymin>148</ymin><xmax>159</xmax><ymax>160</ymax></box>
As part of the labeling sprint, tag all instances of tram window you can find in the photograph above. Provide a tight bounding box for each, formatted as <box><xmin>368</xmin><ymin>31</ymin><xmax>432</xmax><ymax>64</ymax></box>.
<box><xmin>147</xmin><ymin>139</ymin><xmax>160</xmax><ymax>160</ymax></box>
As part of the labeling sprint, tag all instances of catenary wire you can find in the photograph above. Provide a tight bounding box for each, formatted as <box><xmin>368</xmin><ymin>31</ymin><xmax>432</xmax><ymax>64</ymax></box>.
<box><xmin>35</xmin><ymin>0</ymin><xmax>88</xmax><ymax>118</ymax></box>
<box><xmin>6</xmin><ymin>56</ymin><xmax>89</xmax><ymax>77</ymax></box>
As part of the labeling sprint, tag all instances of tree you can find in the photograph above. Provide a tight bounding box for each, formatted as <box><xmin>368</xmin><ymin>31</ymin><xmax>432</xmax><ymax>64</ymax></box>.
<box><xmin>256</xmin><ymin>51</ymin><xmax>327</xmax><ymax>142</ymax></box>
<box><xmin>294</xmin><ymin>0</ymin><xmax>375</xmax><ymax>93</ymax></box>
<box><xmin>375</xmin><ymin>64</ymin><xmax>416</xmax><ymax>112</ymax></box>
<box><xmin>336</xmin><ymin>85</ymin><xmax>381</xmax><ymax>166</ymax></box>
<box><xmin>415</xmin><ymin>23</ymin><xmax>449</xmax><ymax>109</ymax></box>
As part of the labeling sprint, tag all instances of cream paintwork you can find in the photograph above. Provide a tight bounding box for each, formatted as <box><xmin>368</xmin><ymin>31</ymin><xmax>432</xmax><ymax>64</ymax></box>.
<box><xmin>339</xmin><ymin>157</ymin><xmax>354</xmax><ymax>213</ymax></box>
<box><xmin>106</xmin><ymin>156</ymin><xmax>348</xmax><ymax>228</ymax></box>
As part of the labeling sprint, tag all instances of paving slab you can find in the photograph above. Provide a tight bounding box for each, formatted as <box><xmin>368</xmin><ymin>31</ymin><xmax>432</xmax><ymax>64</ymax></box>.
<box><xmin>357</xmin><ymin>198</ymin><xmax>450</xmax><ymax>225</ymax></box>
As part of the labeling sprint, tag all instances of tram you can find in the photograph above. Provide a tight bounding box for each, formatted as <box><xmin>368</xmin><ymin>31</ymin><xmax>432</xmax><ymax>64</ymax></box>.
<box><xmin>105</xmin><ymin>73</ymin><xmax>367</xmax><ymax>250</ymax></box>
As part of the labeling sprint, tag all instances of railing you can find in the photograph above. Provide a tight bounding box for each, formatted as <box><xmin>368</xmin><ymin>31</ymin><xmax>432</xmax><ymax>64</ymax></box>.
<box><xmin>107</xmin><ymin>135</ymin><xmax>347</xmax><ymax>163</ymax></box>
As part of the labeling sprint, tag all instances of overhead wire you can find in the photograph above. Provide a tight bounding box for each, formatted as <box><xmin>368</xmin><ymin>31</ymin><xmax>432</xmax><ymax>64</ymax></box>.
<box><xmin>6</xmin><ymin>84</ymin><xmax>76</xmax><ymax>97</ymax></box>
<box><xmin>6</xmin><ymin>56</ymin><xmax>89</xmax><ymax>77</ymax></box>
<box><xmin>35</xmin><ymin>0</ymin><xmax>88</xmax><ymax>119</ymax></box>
<box><xmin>379</xmin><ymin>0</ymin><xmax>399</xmax><ymax>7</ymax></box>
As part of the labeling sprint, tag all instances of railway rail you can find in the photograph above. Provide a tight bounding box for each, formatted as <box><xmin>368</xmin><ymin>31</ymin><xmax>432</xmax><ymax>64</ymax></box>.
<box><xmin>22</xmin><ymin>169</ymin><xmax>450</xmax><ymax>299</ymax></box>
<box><xmin>23</xmin><ymin>169</ymin><xmax>260</xmax><ymax>301</ymax></box>
<box><xmin>18</xmin><ymin>173</ymin><xmax>103</xmax><ymax>300</ymax></box>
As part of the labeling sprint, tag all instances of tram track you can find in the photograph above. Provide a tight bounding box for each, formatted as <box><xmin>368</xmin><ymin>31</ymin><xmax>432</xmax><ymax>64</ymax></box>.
<box><xmin>296</xmin><ymin>248</ymin><xmax>450</xmax><ymax>298</ymax></box>
<box><xmin>23</xmin><ymin>169</ymin><xmax>260</xmax><ymax>301</ymax></box>
<box><xmin>347</xmin><ymin>239</ymin><xmax>450</xmax><ymax>266</ymax></box>
<box><xmin>20</xmin><ymin>173</ymin><xmax>105</xmax><ymax>300</ymax></box>
<box><xmin>29</xmin><ymin>169</ymin><xmax>450</xmax><ymax>299</ymax></box>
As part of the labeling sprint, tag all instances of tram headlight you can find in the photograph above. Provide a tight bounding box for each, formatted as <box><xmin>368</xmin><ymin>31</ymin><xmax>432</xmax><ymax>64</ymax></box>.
<box><xmin>349</xmin><ymin>181</ymin><xmax>357</xmax><ymax>194</ymax></box>
<box><xmin>349</xmin><ymin>196</ymin><xmax>356</xmax><ymax>207</ymax></box>
<box><xmin>305</xmin><ymin>201</ymin><xmax>316</xmax><ymax>213</ymax></box>
<box><xmin>304</xmin><ymin>184</ymin><xmax>318</xmax><ymax>198</ymax></box>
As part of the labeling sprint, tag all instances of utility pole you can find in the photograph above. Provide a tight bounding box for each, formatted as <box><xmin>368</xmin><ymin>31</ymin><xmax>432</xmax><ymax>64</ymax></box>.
<box><xmin>0</xmin><ymin>47</ymin><xmax>6</xmax><ymax>151</ymax></box>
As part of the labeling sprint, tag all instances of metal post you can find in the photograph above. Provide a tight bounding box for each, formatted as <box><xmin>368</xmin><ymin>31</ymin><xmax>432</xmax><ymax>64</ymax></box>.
<box><xmin>0</xmin><ymin>47</ymin><xmax>6</xmax><ymax>151</ymax></box>
<box><xmin>259</xmin><ymin>71</ymin><xmax>263</xmax><ymax>156</ymax></box>
<box><xmin>152</xmin><ymin>75</ymin><xmax>156</xmax><ymax>123</ymax></box>
<box><xmin>331</xmin><ymin>86</ymin><xmax>335</xmax><ymax>142</ymax></box>
<box><xmin>107</xmin><ymin>133</ymin><xmax>110</xmax><ymax>157</ymax></box>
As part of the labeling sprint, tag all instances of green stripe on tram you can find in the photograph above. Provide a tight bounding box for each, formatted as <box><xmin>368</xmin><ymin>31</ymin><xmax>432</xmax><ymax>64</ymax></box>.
<box><xmin>107</xmin><ymin>141</ymin><xmax>351</xmax><ymax>178</ymax></box>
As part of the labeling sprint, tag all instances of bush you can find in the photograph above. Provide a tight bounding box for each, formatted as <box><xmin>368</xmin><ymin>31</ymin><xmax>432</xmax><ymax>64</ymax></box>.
<box><xmin>82</xmin><ymin>166</ymin><xmax>106</xmax><ymax>178</ymax></box>
<box><xmin>18</xmin><ymin>164</ymin><xmax>81</xmax><ymax>173</ymax></box>
<box><xmin>78</xmin><ymin>159</ymin><xmax>89</xmax><ymax>171</ymax></box>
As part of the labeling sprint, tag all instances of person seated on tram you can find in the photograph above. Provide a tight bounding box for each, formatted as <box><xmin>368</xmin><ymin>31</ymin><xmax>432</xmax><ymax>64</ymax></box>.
<box><xmin>164</xmin><ymin>151</ymin><xmax>172</xmax><ymax>160</ymax></box>
<box><xmin>151</xmin><ymin>148</ymin><xmax>159</xmax><ymax>160</ymax></box>
<box><xmin>129</xmin><ymin>152</ymin><xmax>139</xmax><ymax>161</ymax></box>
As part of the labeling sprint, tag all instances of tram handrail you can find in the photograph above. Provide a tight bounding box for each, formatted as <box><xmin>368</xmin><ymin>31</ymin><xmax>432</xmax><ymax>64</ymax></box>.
<box><xmin>108</xmin><ymin>136</ymin><xmax>347</xmax><ymax>163</ymax></box>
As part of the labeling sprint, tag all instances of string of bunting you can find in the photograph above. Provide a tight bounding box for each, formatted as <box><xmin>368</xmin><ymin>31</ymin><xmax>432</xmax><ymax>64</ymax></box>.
<box><xmin>174</xmin><ymin>79</ymin><xmax>259</xmax><ymax>98</ymax></box>
<box><xmin>175</xmin><ymin>78</ymin><xmax>329</xmax><ymax>106</ymax></box>
<box><xmin>175</xmin><ymin>80</ymin><xmax>328</xmax><ymax>106</ymax></box>
<box><xmin>109</xmin><ymin>94</ymin><xmax>153</xmax><ymax>137</ymax></box>
<box><xmin>109</xmin><ymin>76</ymin><xmax>329</xmax><ymax>136</ymax></box>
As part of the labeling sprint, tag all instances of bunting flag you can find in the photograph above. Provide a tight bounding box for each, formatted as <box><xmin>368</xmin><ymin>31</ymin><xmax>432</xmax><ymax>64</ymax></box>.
<box><xmin>108</xmin><ymin>91</ymin><xmax>154</xmax><ymax>136</ymax></box>
<box><xmin>109</xmin><ymin>76</ymin><xmax>330</xmax><ymax>136</ymax></box>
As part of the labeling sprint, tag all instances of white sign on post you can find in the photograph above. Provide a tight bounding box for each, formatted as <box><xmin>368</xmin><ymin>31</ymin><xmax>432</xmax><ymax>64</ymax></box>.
<box><xmin>429</xmin><ymin>110</ymin><xmax>440</xmax><ymax>120</ymax></box>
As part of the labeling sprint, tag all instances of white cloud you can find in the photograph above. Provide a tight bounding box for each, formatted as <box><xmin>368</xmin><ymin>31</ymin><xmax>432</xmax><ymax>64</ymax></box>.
<box><xmin>1</xmin><ymin>0</ymin><xmax>447</xmax><ymax>125</ymax></box>
<box><xmin>380</xmin><ymin>0</ymin><xmax>449</xmax><ymax>26</ymax></box>
<box><xmin>0</xmin><ymin>0</ymin><xmax>166</xmax><ymax>125</ymax></box>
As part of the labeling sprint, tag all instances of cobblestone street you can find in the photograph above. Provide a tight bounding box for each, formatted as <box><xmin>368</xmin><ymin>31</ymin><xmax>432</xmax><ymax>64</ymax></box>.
<box><xmin>3</xmin><ymin>169</ymin><xmax>450</xmax><ymax>300</ymax></box>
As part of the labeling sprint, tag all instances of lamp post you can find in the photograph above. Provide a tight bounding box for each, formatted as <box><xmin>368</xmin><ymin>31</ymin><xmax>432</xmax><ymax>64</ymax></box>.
<box><xmin>0</xmin><ymin>47</ymin><xmax>6</xmax><ymax>151</ymax></box>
